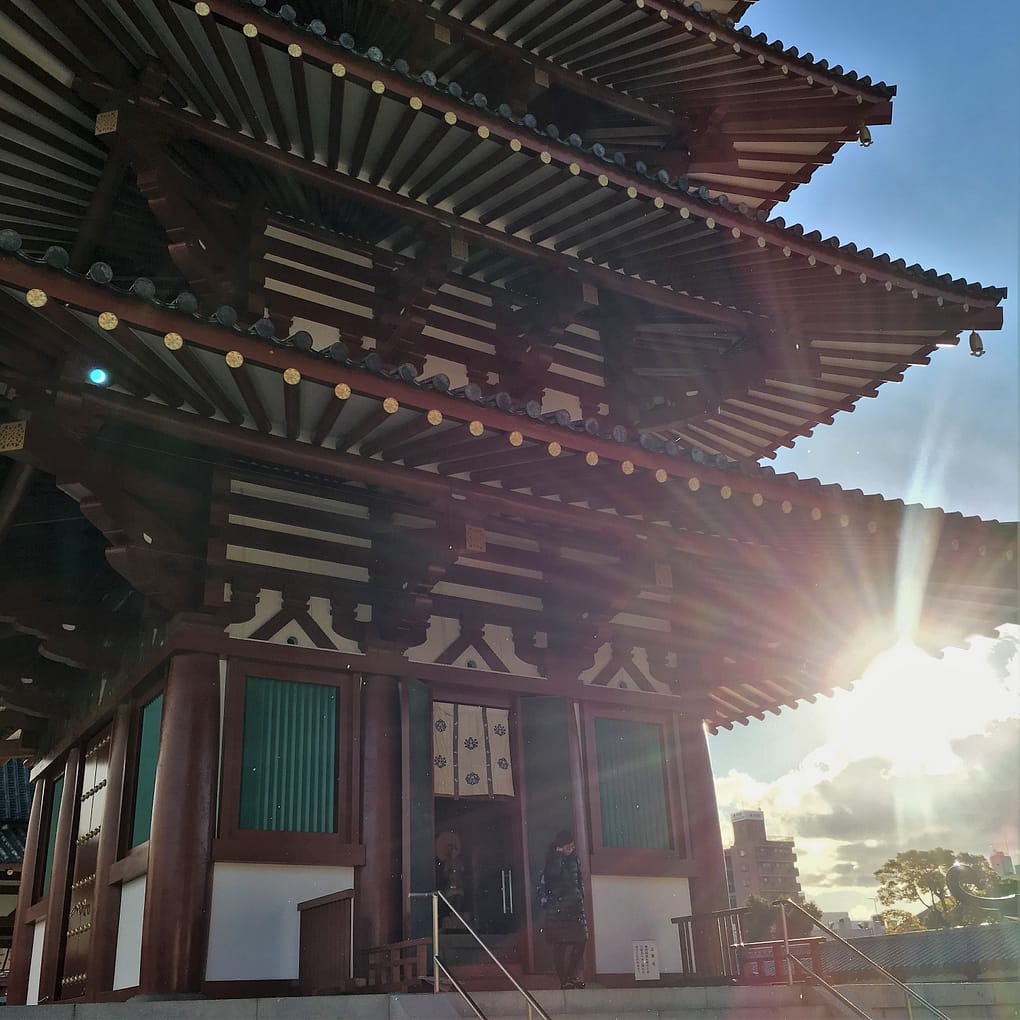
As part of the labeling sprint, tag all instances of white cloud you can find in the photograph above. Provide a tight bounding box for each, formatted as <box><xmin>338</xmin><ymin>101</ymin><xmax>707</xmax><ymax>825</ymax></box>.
<box><xmin>716</xmin><ymin>626</ymin><xmax>1020</xmax><ymax>914</ymax></box>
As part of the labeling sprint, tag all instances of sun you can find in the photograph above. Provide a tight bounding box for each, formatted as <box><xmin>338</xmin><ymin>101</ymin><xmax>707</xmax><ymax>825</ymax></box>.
<box><xmin>824</xmin><ymin>635</ymin><xmax>1018</xmax><ymax>774</ymax></box>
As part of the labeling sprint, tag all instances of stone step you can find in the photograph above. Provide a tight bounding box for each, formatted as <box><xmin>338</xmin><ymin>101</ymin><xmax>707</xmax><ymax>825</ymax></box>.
<box><xmin>1</xmin><ymin>982</ymin><xmax>1016</xmax><ymax>1020</ymax></box>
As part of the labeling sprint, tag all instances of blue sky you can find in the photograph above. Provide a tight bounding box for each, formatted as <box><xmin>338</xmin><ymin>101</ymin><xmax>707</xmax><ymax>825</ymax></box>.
<box><xmin>708</xmin><ymin>0</ymin><xmax>1019</xmax><ymax>916</ymax></box>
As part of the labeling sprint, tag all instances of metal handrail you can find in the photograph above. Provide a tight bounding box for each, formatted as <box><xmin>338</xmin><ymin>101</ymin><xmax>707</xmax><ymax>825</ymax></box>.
<box><xmin>787</xmin><ymin>953</ymin><xmax>874</xmax><ymax>1020</ymax></box>
<box><xmin>410</xmin><ymin>891</ymin><xmax>554</xmax><ymax>1020</ymax></box>
<box><xmin>773</xmin><ymin>898</ymin><xmax>952</xmax><ymax>1020</ymax></box>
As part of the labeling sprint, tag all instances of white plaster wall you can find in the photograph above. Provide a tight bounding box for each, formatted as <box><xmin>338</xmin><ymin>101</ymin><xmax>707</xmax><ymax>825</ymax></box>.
<box><xmin>113</xmin><ymin>875</ymin><xmax>146</xmax><ymax>990</ymax></box>
<box><xmin>590</xmin><ymin>875</ymin><xmax>691</xmax><ymax>975</ymax></box>
<box><xmin>26</xmin><ymin>919</ymin><xmax>45</xmax><ymax>1005</ymax></box>
<box><xmin>205</xmin><ymin>863</ymin><xmax>354</xmax><ymax>981</ymax></box>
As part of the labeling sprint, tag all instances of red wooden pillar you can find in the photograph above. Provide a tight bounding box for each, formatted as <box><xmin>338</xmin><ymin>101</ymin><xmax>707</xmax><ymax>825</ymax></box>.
<box><xmin>565</xmin><ymin>698</ymin><xmax>595</xmax><ymax>981</ymax></box>
<box><xmin>139</xmin><ymin>652</ymin><xmax>220</xmax><ymax>996</ymax></box>
<box><xmin>678</xmin><ymin>712</ymin><xmax>729</xmax><ymax>972</ymax></box>
<box><xmin>6</xmin><ymin>768</ymin><xmax>47</xmax><ymax>1005</ymax></box>
<box><xmin>354</xmin><ymin>674</ymin><xmax>402</xmax><ymax>960</ymax></box>
<box><xmin>37</xmin><ymin>749</ymin><xmax>83</xmax><ymax>1004</ymax></box>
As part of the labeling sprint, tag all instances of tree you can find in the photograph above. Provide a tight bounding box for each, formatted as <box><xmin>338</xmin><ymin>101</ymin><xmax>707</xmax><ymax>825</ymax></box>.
<box><xmin>742</xmin><ymin>896</ymin><xmax>824</xmax><ymax>941</ymax></box>
<box><xmin>880</xmin><ymin>909</ymin><xmax>924</xmax><ymax>934</ymax></box>
<box><xmin>743</xmin><ymin>895</ymin><xmax>778</xmax><ymax>941</ymax></box>
<box><xmin>787</xmin><ymin>899</ymin><xmax>824</xmax><ymax>938</ymax></box>
<box><xmin>874</xmin><ymin>849</ymin><xmax>1001</xmax><ymax>928</ymax></box>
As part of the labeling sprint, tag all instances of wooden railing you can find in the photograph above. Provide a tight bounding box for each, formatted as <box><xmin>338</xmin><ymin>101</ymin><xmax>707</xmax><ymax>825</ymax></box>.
<box><xmin>366</xmin><ymin>937</ymin><xmax>431</xmax><ymax>991</ymax></box>
<box><xmin>671</xmin><ymin>906</ymin><xmax>749</xmax><ymax>981</ymax></box>
<box><xmin>296</xmin><ymin>888</ymin><xmax>355</xmax><ymax>995</ymax></box>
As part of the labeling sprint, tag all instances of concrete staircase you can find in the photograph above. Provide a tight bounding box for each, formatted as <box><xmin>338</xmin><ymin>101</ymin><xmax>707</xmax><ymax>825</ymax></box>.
<box><xmin>2</xmin><ymin>983</ymin><xmax>1017</xmax><ymax>1019</ymax></box>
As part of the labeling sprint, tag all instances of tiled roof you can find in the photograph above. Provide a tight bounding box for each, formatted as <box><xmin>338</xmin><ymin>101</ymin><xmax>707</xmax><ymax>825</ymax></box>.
<box><xmin>0</xmin><ymin>762</ymin><xmax>31</xmax><ymax>824</ymax></box>
<box><xmin>265</xmin><ymin>0</ymin><xmax>897</xmax><ymax>98</ymax></box>
<box><xmin>223</xmin><ymin>0</ymin><xmax>996</xmax><ymax>296</ymax></box>
<box><xmin>820</xmin><ymin>922</ymin><xmax>1020</xmax><ymax>980</ymax></box>
<box><xmin>1</xmin><ymin>227</ymin><xmax>1017</xmax><ymax>541</ymax></box>
<box><xmin>2</xmin><ymin>225</ymin><xmax>1013</xmax><ymax>534</ymax></box>
<box><xmin>0</xmin><ymin>822</ymin><xmax>28</xmax><ymax>866</ymax></box>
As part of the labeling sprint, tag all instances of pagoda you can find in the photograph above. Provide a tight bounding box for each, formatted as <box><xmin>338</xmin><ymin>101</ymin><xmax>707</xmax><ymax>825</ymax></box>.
<box><xmin>0</xmin><ymin>0</ymin><xmax>1014</xmax><ymax>1005</ymax></box>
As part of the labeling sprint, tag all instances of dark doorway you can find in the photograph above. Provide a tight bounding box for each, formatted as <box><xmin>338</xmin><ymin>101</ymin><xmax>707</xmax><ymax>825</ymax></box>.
<box><xmin>434</xmin><ymin>797</ymin><xmax>521</xmax><ymax>965</ymax></box>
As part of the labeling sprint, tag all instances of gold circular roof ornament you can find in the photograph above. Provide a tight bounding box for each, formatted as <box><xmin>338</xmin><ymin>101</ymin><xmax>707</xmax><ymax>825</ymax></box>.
<box><xmin>469</xmin><ymin>420</ymin><xmax>484</xmax><ymax>436</ymax></box>
<box><xmin>688</xmin><ymin>477</ymin><xmax>700</xmax><ymax>492</ymax></box>
<box><xmin>383</xmin><ymin>397</ymin><xmax>399</xmax><ymax>413</ymax></box>
<box><xmin>163</xmin><ymin>331</ymin><xmax>184</xmax><ymax>351</ymax></box>
<box><xmin>720</xmin><ymin>485</ymin><xmax>732</xmax><ymax>500</ymax></box>
<box><xmin>98</xmin><ymin>312</ymin><xmax>118</xmax><ymax>330</ymax></box>
<box><xmin>427</xmin><ymin>409</ymin><xmax>442</xmax><ymax>425</ymax></box>
<box><xmin>283</xmin><ymin>368</ymin><xmax>301</xmax><ymax>385</ymax></box>
<box><xmin>26</xmin><ymin>288</ymin><xmax>47</xmax><ymax>307</ymax></box>
<box><xmin>335</xmin><ymin>383</ymin><xmax>352</xmax><ymax>399</ymax></box>
<box><xmin>226</xmin><ymin>351</ymin><xmax>244</xmax><ymax>369</ymax></box>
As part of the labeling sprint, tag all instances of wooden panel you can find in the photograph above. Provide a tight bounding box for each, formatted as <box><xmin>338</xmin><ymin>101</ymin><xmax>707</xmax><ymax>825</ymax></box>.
<box><xmin>58</xmin><ymin>725</ymin><xmax>112</xmax><ymax>1000</ymax></box>
<box><xmin>296</xmin><ymin>888</ymin><xmax>354</xmax><ymax>994</ymax></box>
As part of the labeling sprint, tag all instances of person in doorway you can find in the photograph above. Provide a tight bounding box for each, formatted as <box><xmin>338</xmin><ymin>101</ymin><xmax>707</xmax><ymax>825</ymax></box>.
<box><xmin>543</xmin><ymin>829</ymin><xmax>588</xmax><ymax>989</ymax></box>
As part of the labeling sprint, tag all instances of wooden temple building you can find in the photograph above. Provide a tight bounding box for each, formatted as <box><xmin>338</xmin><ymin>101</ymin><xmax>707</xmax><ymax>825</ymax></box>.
<box><xmin>0</xmin><ymin>0</ymin><xmax>1015</xmax><ymax>1005</ymax></box>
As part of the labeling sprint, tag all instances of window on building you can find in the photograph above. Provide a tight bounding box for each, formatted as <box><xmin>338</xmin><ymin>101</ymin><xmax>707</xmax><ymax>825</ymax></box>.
<box><xmin>239</xmin><ymin>675</ymin><xmax>339</xmax><ymax>833</ymax></box>
<box><xmin>593</xmin><ymin>717</ymin><xmax>671</xmax><ymax>850</ymax></box>
<box><xmin>218</xmin><ymin>664</ymin><xmax>357</xmax><ymax>865</ymax></box>
<box><xmin>584</xmin><ymin>709</ymin><xmax>688</xmax><ymax>874</ymax></box>
<box><xmin>38</xmin><ymin>775</ymin><xmax>63</xmax><ymax>898</ymax></box>
<box><xmin>130</xmin><ymin>693</ymin><xmax>163</xmax><ymax>848</ymax></box>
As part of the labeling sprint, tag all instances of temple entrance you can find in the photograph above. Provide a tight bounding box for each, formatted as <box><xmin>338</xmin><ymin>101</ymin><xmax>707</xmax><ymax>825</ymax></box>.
<box><xmin>434</xmin><ymin>797</ymin><xmax>522</xmax><ymax>965</ymax></box>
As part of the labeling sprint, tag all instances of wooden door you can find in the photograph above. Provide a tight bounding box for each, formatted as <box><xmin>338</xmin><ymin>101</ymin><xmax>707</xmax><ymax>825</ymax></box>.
<box><xmin>57</xmin><ymin>726</ymin><xmax>112</xmax><ymax>999</ymax></box>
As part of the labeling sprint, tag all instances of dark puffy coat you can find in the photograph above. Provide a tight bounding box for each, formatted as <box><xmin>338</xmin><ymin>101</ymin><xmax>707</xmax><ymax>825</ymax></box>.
<box><xmin>542</xmin><ymin>848</ymin><xmax>588</xmax><ymax>943</ymax></box>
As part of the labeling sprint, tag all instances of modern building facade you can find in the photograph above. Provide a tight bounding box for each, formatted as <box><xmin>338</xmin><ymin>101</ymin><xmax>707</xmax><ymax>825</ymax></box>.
<box><xmin>725</xmin><ymin>811</ymin><xmax>802</xmax><ymax>907</ymax></box>
<box><xmin>0</xmin><ymin>0</ymin><xmax>1015</xmax><ymax>1007</ymax></box>
<box><xmin>990</xmin><ymin>852</ymin><xmax>1016</xmax><ymax>879</ymax></box>
<box><xmin>822</xmin><ymin>913</ymin><xmax>886</xmax><ymax>940</ymax></box>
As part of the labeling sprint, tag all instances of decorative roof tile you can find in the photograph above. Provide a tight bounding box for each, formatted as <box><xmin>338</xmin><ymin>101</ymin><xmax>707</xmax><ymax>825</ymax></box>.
<box><xmin>820</xmin><ymin>922</ymin><xmax>1020</xmax><ymax>979</ymax></box>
